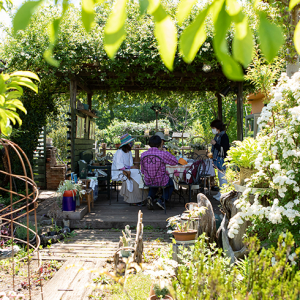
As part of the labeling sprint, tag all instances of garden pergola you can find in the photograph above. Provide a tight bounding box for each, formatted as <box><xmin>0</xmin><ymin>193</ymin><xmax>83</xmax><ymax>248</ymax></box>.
<box><xmin>62</xmin><ymin>62</ymin><xmax>245</xmax><ymax>173</ymax></box>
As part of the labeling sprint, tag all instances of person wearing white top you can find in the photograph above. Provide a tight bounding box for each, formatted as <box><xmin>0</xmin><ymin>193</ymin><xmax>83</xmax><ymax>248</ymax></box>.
<box><xmin>111</xmin><ymin>133</ymin><xmax>143</xmax><ymax>204</ymax></box>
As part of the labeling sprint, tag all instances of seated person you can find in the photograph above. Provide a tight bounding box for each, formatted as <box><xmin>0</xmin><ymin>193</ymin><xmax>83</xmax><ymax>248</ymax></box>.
<box><xmin>140</xmin><ymin>135</ymin><xmax>177</xmax><ymax>210</ymax></box>
<box><xmin>111</xmin><ymin>134</ymin><xmax>143</xmax><ymax>205</ymax></box>
<box><xmin>155</xmin><ymin>132</ymin><xmax>168</xmax><ymax>150</ymax></box>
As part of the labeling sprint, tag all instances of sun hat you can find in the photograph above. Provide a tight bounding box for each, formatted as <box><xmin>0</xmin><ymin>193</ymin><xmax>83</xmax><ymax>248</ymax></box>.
<box><xmin>155</xmin><ymin>132</ymin><xmax>168</xmax><ymax>141</ymax></box>
<box><xmin>119</xmin><ymin>133</ymin><xmax>135</xmax><ymax>148</ymax></box>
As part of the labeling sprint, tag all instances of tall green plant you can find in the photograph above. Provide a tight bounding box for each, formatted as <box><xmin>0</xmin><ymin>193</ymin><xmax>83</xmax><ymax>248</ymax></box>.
<box><xmin>225</xmin><ymin>137</ymin><xmax>259</xmax><ymax>170</ymax></box>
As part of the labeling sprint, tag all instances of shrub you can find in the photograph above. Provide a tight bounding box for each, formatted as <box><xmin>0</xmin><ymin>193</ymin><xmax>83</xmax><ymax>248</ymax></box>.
<box><xmin>228</xmin><ymin>71</ymin><xmax>300</xmax><ymax>246</ymax></box>
<box><xmin>173</xmin><ymin>233</ymin><xmax>300</xmax><ymax>300</ymax></box>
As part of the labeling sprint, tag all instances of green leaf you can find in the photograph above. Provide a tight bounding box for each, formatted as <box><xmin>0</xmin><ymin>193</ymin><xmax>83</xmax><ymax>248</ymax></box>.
<box><xmin>10</xmin><ymin>77</ymin><xmax>39</xmax><ymax>93</ymax></box>
<box><xmin>139</xmin><ymin>0</ymin><xmax>149</xmax><ymax>15</ymax></box>
<box><xmin>10</xmin><ymin>71</ymin><xmax>40</xmax><ymax>82</ymax></box>
<box><xmin>209</xmin><ymin>0</ymin><xmax>225</xmax><ymax>23</ymax></box>
<box><xmin>0</xmin><ymin>95</ymin><xmax>4</xmax><ymax>106</ymax></box>
<box><xmin>258</xmin><ymin>12</ymin><xmax>284</xmax><ymax>62</ymax></box>
<box><xmin>294</xmin><ymin>21</ymin><xmax>300</xmax><ymax>55</ymax></box>
<box><xmin>49</xmin><ymin>18</ymin><xmax>61</xmax><ymax>44</ymax></box>
<box><xmin>5</xmin><ymin>99</ymin><xmax>27</xmax><ymax>114</ymax></box>
<box><xmin>179</xmin><ymin>8</ymin><xmax>208</xmax><ymax>63</ymax></box>
<box><xmin>62</xmin><ymin>0</ymin><xmax>69</xmax><ymax>14</ymax></box>
<box><xmin>6</xmin><ymin>91</ymin><xmax>23</xmax><ymax>100</ymax></box>
<box><xmin>213</xmin><ymin>2</ymin><xmax>243</xmax><ymax>80</ymax></box>
<box><xmin>43</xmin><ymin>48</ymin><xmax>60</xmax><ymax>67</ymax></box>
<box><xmin>289</xmin><ymin>0</ymin><xmax>300</xmax><ymax>10</ymax></box>
<box><xmin>6</xmin><ymin>83</ymin><xmax>23</xmax><ymax>94</ymax></box>
<box><xmin>81</xmin><ymin>0</ymin><xmax>95</xmax><ymax>32</ymax></box>
<box><xmin>104</xmin><ymin>0</ymin><xmax>127</xmax><ymax>59</ymax></box>
<box><xmin>233</xmin><ymin>16</ymin><xmax>253</xmax><ymax>67</ymax></box>
<box><xmin>5</xmin><ymin>110</ymin><xmax>22</xmax><ymax>125</ymax></box>
<box><xmin>0</xmin><ymin>75</ymin><xmax>5</xmax><ymax>94</ymax></box>
<box><xmin>149</xmin><ymin>1</ymin><xmax>177</xmax><ymax>71</ymax></box>
<box><xmin>176</xmin><ymin>0</ymin><xmax>198</xmax><ymax>25</ymax></box>
<box><xmin>226</xmin><ymin>0</ymin><xmax>241</xmax><ymax>16</ymax></box>
<box><xmin>12</xmin><ymin>0</ymin><xmax>43</xmax><ymax>34</ymax></box>
<box><xmin>0</xmin><ymin>117</ymin><xmax>12</xmax><ymax>136</ymax></box>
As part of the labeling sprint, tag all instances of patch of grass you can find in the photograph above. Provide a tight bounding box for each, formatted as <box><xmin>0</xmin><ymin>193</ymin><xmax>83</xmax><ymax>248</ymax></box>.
<box><xmin>109</xmin><ymin>273</ymin><xmax>152</xmax><ymax>300</ymax></box>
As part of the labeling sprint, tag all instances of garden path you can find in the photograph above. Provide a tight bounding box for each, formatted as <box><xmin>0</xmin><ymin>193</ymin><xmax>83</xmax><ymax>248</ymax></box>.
<box><xmin>32</xmin><ymin>229</ymin><xmax>169</xmax><ymax>261</ymax></box>
<box><xmin>33</xmin><ymin>229</ymin><xmax>169</xmax><ymax>300</ymax></box>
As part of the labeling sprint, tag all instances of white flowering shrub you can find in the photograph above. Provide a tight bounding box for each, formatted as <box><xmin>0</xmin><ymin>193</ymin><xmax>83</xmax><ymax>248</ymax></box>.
<box><xmin>228</xmin><ymin>71</ymin><xmax>300</xmax><ymax>245</ymax></box>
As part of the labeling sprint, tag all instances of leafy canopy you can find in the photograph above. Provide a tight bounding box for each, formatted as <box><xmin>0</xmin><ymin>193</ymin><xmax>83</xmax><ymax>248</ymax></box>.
<box><xmin>11</xmin><ymin>0</ymin><xmax>287</xmax><ymax>81</ymax></box>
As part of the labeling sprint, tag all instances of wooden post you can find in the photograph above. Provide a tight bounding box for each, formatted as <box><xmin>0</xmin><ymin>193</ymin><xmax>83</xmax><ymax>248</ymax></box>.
<box><xmin>70</xmin><ymin>80</ymin><xmax>77</xmax><ymax>172</ymax></box>
<box><xmin>87</xmin><ymin>93</ymin><xmax>93</xmax><ymax>110</ymax></box>
<box><xmin>216</xmin><ymin>93</ymin><xmax>223</xmax><ymax>121</ymax></box>
<box><xmin>236</xmin><ymin>82</ymin><xmax>243</xmax><ymax>141</ymax></box>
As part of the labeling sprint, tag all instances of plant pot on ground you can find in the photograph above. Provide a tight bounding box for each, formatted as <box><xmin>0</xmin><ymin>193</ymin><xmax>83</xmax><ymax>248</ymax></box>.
<box><xmin>148</xmin><ymin>283</ymin><xmax>174</xmax><ymax>300</ymax></box>
<box><xmin>57</xmin><ymin>180</ymin><xmax>82</xmax><ymax>212</ymax></box>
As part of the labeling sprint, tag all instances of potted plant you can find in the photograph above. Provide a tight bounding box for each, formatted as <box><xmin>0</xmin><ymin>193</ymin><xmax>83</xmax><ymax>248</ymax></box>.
<box><xmin>147</xmin><ymin>258</ymin><xmax>177</xmax><ymax>300</ymax></box>
<box><xmin>170</xmin><ymin>207</ymin><xmax>206</xmax><ymax>241</ymax></box>
<box><xmin>119</xmin><ymin>225</ymin><xmax>132</xmax><ymax>257</ymax></box>
<box><xmin>148</xmin><ymin>283</ymin><xmax>173</xmax><ymax>300</ymax></box>
<box><xmin>189</xmin><ymin>137</ymin><xmax>207</xmax><ymax>155</ymax></box>
<box><xmin>101</xmin><ymin>142</ymin><xmax>107</xmax><ymax>149</ymax></box>
<box><xmin>225</xmin><ymin>138</ymin><xmax>260</xmax><ymax>187</ymax></box>
<box><xmin>134</xmin><ymin>141</ymin><xmax>141</xmax><ymax>148</ymax></box>
<box><xmin>57</xmin><ymin>180</ymin><xmax>82</xmax><ymax>212</ymax></box>
<box><xmin>113</xmin><ymin>137</ymin><xmax>121</xmax><ymax>148</ymax></box>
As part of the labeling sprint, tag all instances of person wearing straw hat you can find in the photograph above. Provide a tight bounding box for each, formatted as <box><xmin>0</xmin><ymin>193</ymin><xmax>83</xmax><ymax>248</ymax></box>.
<box><xmin>112</xmin><ymin>134</ymin><xmax>143</xmax><ymax>205</ymax></box>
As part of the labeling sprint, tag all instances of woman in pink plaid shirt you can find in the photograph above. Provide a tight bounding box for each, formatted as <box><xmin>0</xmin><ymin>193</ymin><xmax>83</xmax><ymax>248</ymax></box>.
<box><xmin>141</xmin><ymin>135</ymin><xmax>177</xmax><ymax>210</ymax></box>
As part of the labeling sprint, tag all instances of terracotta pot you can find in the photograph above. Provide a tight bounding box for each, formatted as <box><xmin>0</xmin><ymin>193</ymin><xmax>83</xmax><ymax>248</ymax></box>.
<box><xmin>63</xmin><ymin>190</ymin><xmax>77</xmax><ymax>197</ymax></box>
<box><xmin>172</xmin><ymin>230</ymin><xmax>197</xmax><ymax>241</ymax></box>
<box><xmin>115</xmin><ymin>143</ymin><xmax>121</xmax><ymax>148</ymax></box>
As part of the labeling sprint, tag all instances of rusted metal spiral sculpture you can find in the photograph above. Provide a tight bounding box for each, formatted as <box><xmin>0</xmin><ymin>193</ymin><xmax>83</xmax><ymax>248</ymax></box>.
<box><xmin>0</xmin><ymin>138</ymin><xmax>43</xmax><ymax>299</ymax></box>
